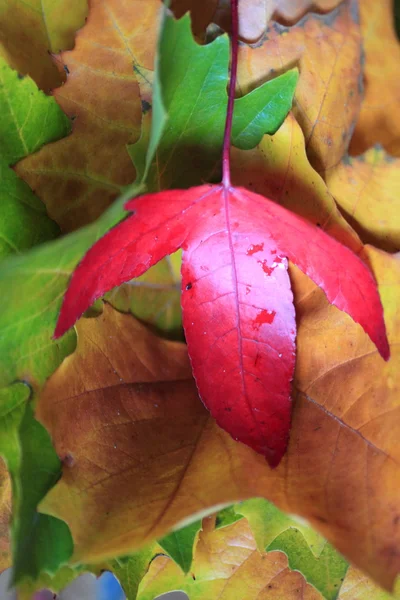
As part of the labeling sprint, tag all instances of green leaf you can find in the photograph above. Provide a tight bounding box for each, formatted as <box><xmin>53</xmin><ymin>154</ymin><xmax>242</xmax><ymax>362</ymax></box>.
<box><xmin>215</xmin><ymin>505</ymin><xmax>243</xmax><ymax>530</ymax></box>
<box><xmin>232</xmin><ymin>68</ymin><xmax>299</xmax><ymax>149</ymax></box>
<box><xmin>269</xmin><ymin>530</ymin><xmax>348</xmax><ymax>600</ymax></box>
<box><xmin>237</xmin><ymin>499</ymin><xmax>348</xmax><ymax>600</ymax></box>
<box><xmin>0</xmin><ymin>388</ymin><xmax>73</xmax><ymax>584</ymax></box>
<box><xmin>0</xmin><ymin>58</ymin><xmax>69</xmax><ymax>258</ymax></box>
<box><xmin>158</xmin><ymin>520</ymin><xmax>202</xmax><ymax>574</ymax></box>
<box><xmin>106</xmin><ymin>545</ymin><xmax>157</xmax><ymax>600</ymax></box>
<box><xmin>129</xmin><ymin>13</ymin><xmax>297</xmax><ymax>191</ymax></box>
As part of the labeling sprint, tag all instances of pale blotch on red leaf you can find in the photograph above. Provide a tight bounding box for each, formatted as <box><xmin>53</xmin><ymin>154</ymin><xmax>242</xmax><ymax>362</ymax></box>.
<box><xmin>236</xmin><ymin>0</ymin><xmax>362</xmax><ymax>173</ymax></box>
<box><xmin>54</xmin><ymin>183</ymin><xmax>389</xmax><ymax>467</ymax></box>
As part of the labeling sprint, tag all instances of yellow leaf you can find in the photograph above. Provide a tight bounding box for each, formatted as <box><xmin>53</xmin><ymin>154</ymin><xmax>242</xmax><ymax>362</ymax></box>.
<box><xmin>0</xmin><ymin>0</ymin><xmax>88</xmax><ymax>90</ymax></box>
<box><xmin>231</xmin><ymin>113</ymin><xmax>362</xmax><ymax>253</ymax></box>
<box><xmin>350</xmin><ymin>0</ymin><xmax>400</xmax><ymax>157</ymax></box>
<box><xmin>326</xmin><ymin>147</ymin><xmax>400</xmax><ymax>252</ymax></box>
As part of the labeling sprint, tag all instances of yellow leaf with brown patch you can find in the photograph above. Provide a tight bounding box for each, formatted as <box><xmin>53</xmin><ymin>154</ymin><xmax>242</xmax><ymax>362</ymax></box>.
<box><xmin>15</xmin><ymin>0</ymin><xmax>159</xmax><ymax>232</ymax></box>
<box><xmin>138</xmin><ymin>517</ymin><xmax>323</xmax><ymax>600</ymax></box>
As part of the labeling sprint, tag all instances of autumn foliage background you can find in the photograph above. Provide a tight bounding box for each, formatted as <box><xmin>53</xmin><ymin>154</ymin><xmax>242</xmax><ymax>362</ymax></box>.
<box><xmin>0</xmin><ymin>0</ymin><xmax>400</xmax><ymax>598</ymax></box>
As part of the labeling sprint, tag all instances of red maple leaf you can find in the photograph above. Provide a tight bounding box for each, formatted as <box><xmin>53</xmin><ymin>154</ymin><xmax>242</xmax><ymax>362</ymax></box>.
<box><xmin>54</xmin><ymin>0</ymin><xmax>389</xmax><ymax>467</ymax></box>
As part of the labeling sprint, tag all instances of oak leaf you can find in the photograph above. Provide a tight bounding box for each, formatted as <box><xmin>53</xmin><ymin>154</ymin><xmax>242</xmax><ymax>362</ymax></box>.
<box><xmin>236</xmin><ymin>0</ymin><xmax>362</xmax><ymax>173</ymax></box>
<box><xmin>138</xmin><ymin>517</ymin><xmax>324</xmax><ymax>600</ymax></box>
<box><xmin>350</xmin><ymin>0</ymin><xmax>400</xmax><ymax>157</ymax></box>
<box><xmin>14</xmin><ymin>0</ymin><xmax>154</xmax><ymax>232</ymax></box>
<box><xmin>0</xmin><ymin>0</ymin><xmax>88</xmax><ymax>90</ymax></box>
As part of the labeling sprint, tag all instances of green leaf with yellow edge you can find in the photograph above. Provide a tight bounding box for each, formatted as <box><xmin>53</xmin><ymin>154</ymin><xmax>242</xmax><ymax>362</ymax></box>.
<box><xmin>0</xmin><ymin>57</ymin><xmax>69</xmax><ymax>258</ymax></box>
<box><xmin>0</xmin><ymin>0</ymin><xmax>88</xmax><ymax>90</ymax></box>
<box><xmin>235</xmin><ymin>498</ymin><xmax>326</xmax><ymax>555</ymax></box>
<box><xmin>269</xmin><ymin>529</ymin><xmax>348</xmax><ymax>600</ymax></box>
<box><xmin>158</xmin><ymin>520</ymin><xmax>202</xmax><ymax>574</ymax></box>
<box><xmin>138</xmin><ymin>517</ymin><xmax>323</xmax><ymax>600</ymax></box>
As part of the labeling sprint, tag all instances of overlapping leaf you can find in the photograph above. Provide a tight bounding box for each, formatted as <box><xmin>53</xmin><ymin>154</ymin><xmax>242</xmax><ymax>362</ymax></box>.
<box><xmin>0</xmin><ymin>0</ymin><xmax>88</xmax><ymax>90</ymax></box>
<box><xmin>0</xmin><ymin>57</ymin><xmax>68</xmax><ymax>258</ymax></box>
<box><xmin>138</xmin><ymin>517</ymin><xmax>323</xmax><ymax>600</ymax></box>
<box><xmin>14</xmin><ymin>0</ymin><xmax>154</xmax><ymax>232</ymax></box>
<box><xmin>230</xmin><ymin>113</ymin><xmax>361</xmax><ymax>253</ymax></box>
<box><xmin>236</xmin><ymin>0</ymin><xmax>362</xmax><ymax>173</ymax></box>
<box><xmin>326</xmin><ymin>148</ymin><xmax>400</xmax><ymax>253</ymax></box>
<box><xmin>38</xmin><ymin>248</ymin><xmax>400</xmax><ymax>593</ymax></box>
<box><xmin>174</xmin><ymin>0</ymin><xmax>343</xmax><ymax>42</ymax></box>
<box><xmin>350</xmin><ymin>0</ymin><xmax>400</xmax><ymax>157</ymax></box>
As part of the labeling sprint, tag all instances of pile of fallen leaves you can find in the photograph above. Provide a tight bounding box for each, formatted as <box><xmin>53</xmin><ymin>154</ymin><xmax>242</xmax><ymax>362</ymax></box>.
<box><xmin>0</xmin><ymin>0</ymin><xmax>399</xmax><ymax>598</ymax></box>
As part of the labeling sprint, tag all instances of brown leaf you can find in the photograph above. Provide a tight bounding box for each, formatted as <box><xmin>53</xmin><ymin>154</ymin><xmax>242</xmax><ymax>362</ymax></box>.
<box><xmin>15</xmin><ymin>0</ymin><xmax>160</xmax><ymax>232</ymax></box>
<box><xmin>236</xmin><ymin>0</ymin><xmax>362</xmax><ymax>172</ymax></box>
<box><xmin>138</xmin><ymin>518</ymin><xmax>323</xmax><ymax>600</ymax></box>
<box><xmin>350</xmin><ymin>0</ymin><xmax>400</xmax><ymax>157</ymax></box>
<box><xmin>0</xmin><ymin>0</ymin><xmax>88</xmax><ymax>90</ymax></box>
<box><xmin>326</xmin><ymin>147</ymin><xmax>400</xmax><ymax>253</ymax></box>
<box><xmin>38</xmin><ymin>246</ymin><xmax>400</xmax><ymax>593</ymax></box>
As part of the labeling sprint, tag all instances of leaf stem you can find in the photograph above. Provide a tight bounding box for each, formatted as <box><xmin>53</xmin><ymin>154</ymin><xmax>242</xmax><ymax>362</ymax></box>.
<box><xmin>222</xmin><ymin>0</ymin><xmax>239</xmax><ymax>188</ymax></box>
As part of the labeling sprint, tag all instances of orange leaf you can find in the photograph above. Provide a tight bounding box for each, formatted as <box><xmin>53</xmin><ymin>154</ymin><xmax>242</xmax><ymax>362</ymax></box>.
<box><xmin>138</xmin><ymin>518</ymin><xmax>323</xmax><ymax>600</ymax></box>
<box><xmin>350</xmin><ymin>0</ymin><xmax>400</xmax><ymax>157</ymax></box>
<box><xmin>326</xmin><ymin>147</ymin><xmax>400</xmax><ymax>253</ymax></box>
<box><xmin>38</xmin><ymin>245</ymin><xmax>400</xmax><ymax>593</ymax></box>
<box><xmin>236</xmin><ymin>0</ymin><xmax>362</xmax><ymax>172</ymax></box>
<box><xmin>15</xmin><ymin>0</ymin><xmax>160</xmax><ymax>232</ymax></box>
